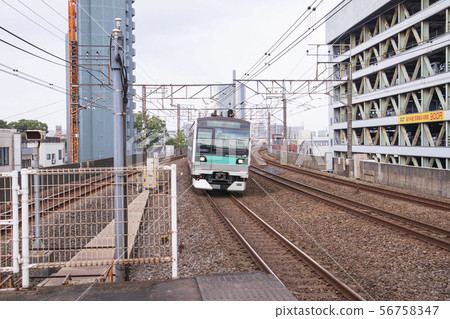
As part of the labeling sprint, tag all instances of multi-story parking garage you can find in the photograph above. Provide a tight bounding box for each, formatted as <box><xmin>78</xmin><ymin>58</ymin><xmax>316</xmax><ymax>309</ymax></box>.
<box><xmin>327</xmin><ymin>0</ymin><xmax>450</xmax><ymax>169</ymax></box>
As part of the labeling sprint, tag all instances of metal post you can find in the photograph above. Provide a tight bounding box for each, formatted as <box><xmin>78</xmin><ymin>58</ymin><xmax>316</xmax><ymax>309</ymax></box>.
<box><xmin>346</xmin><ymin>62</ymin><xmax>353</xmax><ymax>178</ymax></box>
<box><xmin>170</xmin><ymin>164</ymin><xmax>178</xmax><ymax>279</ymax></box>
<box><xmin>240</xmin><ymin>81</ymin><xmax>246</xmax><ymax>120</ymax></box>
<box><xmin>232</xmin><ymin>70</ymin><xmax>237</xmax><ymax>113</ymax></box>
<box><xmin>283</xmin><ymin>80</ymin><xmax>287</xmax><ymax>142</ymax></box>
<box><xmin>11</xmin><ymin>171</ymin><xmax>19</xmax><ymax>274</ymax></box>
<box><xmin>177</xmin><ymin>104</ymin><xmax>180</xmax><ymax>150</ymax></box>
<box><xmin>21</xmin><ymin>169</ymin><xmax>30</xmax><ymax>288</ymax></box>
<box><xmin>346</xmin><ymin>63</ymin><xmax>353</xmax><ymax>160</ymax></box>
<box><xmin>142</xmin><ymin>85</ymin><xmax>147</xmax><ymax>159</ymax></box>
<box><xmin>32</xmin><ymin>144</ymin><xmax>43</xmax><ymax>249</ymax></box>
<box><xmin>111</xmin><ymin>18</ymin><xmax>127</xmax><ymax>282</ymax></box>
<box><xmin>267</xmin><ymin>111</ymin><xmax>271</xmax><ymax>152</ymax></box>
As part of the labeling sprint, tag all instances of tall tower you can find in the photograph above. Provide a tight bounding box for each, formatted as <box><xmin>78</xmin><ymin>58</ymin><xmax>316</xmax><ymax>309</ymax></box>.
<box><xmin>67</xmin><ymin>0</ymin><xmax>136</xmax><ymax>162</ymax></box>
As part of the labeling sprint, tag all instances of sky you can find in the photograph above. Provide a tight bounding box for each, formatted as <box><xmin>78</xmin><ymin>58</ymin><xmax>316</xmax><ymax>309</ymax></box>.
<box><xmin>0</xmin><ymin>0</ymin><xmax>343</xmax><ymax>134</ymax></box>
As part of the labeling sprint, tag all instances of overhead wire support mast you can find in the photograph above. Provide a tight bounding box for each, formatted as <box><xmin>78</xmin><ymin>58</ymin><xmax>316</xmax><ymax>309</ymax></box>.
<box><xmin>68</xmin><ymin>0</ymin><xmax>79</xmax><ymax>163</ymax></box>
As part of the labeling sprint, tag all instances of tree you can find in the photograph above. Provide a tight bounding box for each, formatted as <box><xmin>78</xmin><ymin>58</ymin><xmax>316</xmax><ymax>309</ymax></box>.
<box><xmin>0</xmin><ymin>120</ymin><xmax>10</xmax><ymax>129</ymax></box>
<box><xmin>9</xmin><ymin>119</ymin><xmax>48</xmax><ymax>133</ymax></box>
<box><xmin>166</xmin><ymin>130</ymin><xmax>187</xmax><ymax>148</ymax></box>
<box><xmin>134</xmin><ymin>112</ymin><xmax>168</xmax><ymax>146</ymax></box>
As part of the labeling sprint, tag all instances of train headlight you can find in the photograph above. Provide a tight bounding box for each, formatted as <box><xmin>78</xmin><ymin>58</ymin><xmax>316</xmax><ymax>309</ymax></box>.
<box><xmin>199</xmin><ymin>156</ymin><xmax>207</xmax><ymax>162</ymax></box>
<box><xmin>236</xmin><ymin>158</ymin><xmax>245</xmax><ymax>164</ymax></box>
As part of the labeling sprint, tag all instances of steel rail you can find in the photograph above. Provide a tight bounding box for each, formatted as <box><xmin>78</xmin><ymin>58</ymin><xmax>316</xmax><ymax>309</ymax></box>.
<box><xmin>204</xmin><ymin>191</ymin><xmax>276</xmax><ymax>277</ymax></box>
<box><xmin>260</xmin><ymin>154</ymin><xmax>450</xmax><ymax>212</ymax></box>
<box><xmin>206</xmin><ymin>192</ymin><xmax>365</xmax><ymax>301</ymax></box>
<box><xmin>251</xmin><ymin>166</ymin><xmax>450</xmax><ymax>251</ymax></box>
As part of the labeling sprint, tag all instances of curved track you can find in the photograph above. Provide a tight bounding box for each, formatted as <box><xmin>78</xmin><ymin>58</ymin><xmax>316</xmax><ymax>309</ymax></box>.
<box><xmin>259</xmin><ymin>153</ymin><xmax>450</xmax><ymax>212</ymax></box>
<box><xmin>250</xmin><ymin>166</ymin><xmax>450</xmax><ymax>251</ymax></box>
<box><xmin>205</xmin><ymin>191</ymin><xmax>365</xmax><ymax>301</ymax></box>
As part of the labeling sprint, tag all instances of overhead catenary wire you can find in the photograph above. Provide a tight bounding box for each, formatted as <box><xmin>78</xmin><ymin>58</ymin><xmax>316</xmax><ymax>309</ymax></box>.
<box><xmin>40</xmin><ymin>0</ymin><xmax>67</xmax><ymax>21</ymax></box>
<box><xmin>219</xmin><ymin>0</ymin><xmax>352</xmax><ymax>110</ymax></box>
<box><xmin>1</xmin><ymin>99</ymin><xmax>66</xmax><ymax>121</ymax></box>
<box><xmin>17</xmin><ymin>0</ymin><xmax>66</xmax><ymax>35</ymax></box>
<box><xmin>74</xmin><ymin>0</ymin><xmax>159</xmax><ymax>85</ymax></box>
<box><xmin>1</xmin><ymin>0</ymin><xmax>65</xmax><ymax>41</ymax></box>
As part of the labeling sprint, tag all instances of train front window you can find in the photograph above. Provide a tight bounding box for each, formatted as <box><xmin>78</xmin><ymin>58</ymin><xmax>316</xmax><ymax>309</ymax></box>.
<box><xmin>214</xmin><ymin>128</ymin><xmax>249</xmax><ymax>156</ymax></box>
<box><xmin>197</xmin><ymin>127</ymin><xmax>249</xmax><ymax>156</ymax></box>
<box><xmin>197</xmin><ymin>128</ymin><xmax>213</xmax><ymax>153</ymax></box>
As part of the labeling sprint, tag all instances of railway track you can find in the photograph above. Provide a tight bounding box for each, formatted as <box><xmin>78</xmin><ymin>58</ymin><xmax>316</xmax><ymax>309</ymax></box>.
<box><xmin>250</xmin><ymin>166</ymin><xmax>450</xmax><ymax>251</ymax></box>
<box><xmin>205</xmin><ymin>191</ymin><xmax>365</xmax><ymax>301</ymax></box>
<box><xmin>1</xmin><ymin>155</ymin><xmax>186</xmax><ymax>233</ymax></box>
<box><xmin>259</xmin><ymin>153</ymin><xmax>450</xmax><ymax>212</ymax></box>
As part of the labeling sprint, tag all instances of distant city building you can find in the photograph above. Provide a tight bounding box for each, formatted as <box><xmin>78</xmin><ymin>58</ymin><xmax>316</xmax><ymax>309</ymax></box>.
<box><xmin>327</xmin><ymin>0</ymin><xmax>449</xmax><ymax>169</ymax></box>
<box><xmin>68</xmin><ymin>0</ymin><xmax>136</xmax><ymax>162</ymax></box>
<box><xmin>47</xmin><ymin>125</ymin><xmax>66</xmax><ymax>140</ymax></box>
<box><xmin>317</xmin><ymin>130</ymin><xmax>327</xmax><ymax>138</ymax></box>
<box><xmin>298</xmin><ymin>138</ymin><xmax>330</xmax><ymax>156</ymax></box>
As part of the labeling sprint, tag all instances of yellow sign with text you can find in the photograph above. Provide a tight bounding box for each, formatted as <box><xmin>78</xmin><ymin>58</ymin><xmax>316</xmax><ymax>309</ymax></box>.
<box><xmin>398</xmin><ymin>110</ymin><xmax>444</xmax><ymax>124</ymax></box>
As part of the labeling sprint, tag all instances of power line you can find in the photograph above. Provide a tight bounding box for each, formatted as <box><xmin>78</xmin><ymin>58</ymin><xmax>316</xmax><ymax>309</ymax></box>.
<box><xmin>17</xmin><ymin>0</ymin><xmax>66</xmax><ymax>35</ymax></box>
<box><xmin>1</xmin><ymin>99</ymin><xmax>66</xmax><ymax>120</ymax></box>
<box><xmin>0</xmin><ymin>68</ymin><xmax>68</xmax><ymax>95</ymax></box>
<box><xmin>1</xmin><ymin>0</ymin><xmax>65</xmax><ymax>41</ymax></box>
<box><xmin>40</xmin><ymin>0</ymin><xmax>67</xmax><ymax>21</ymax></box>
<box><xmin>0</xmin><ymin>26</ymin><xmax>113</xmax><ymax>88</ymax></box>
<box><xmin>0</xmin><ymin>38</ymin><xmax>66</xmax><ymax>67</ymax></box>
<box><xmin>243</xmin><ymin>0</ymin><xmax>322</xmax><ymax>78</ymax></box>
<box><xmin>74</xmin><ymin>0</ymin><xmax>158</xmax><ymax>85</ymax></box>
<box><xmin>0</xmin><ymin>26</ymin><xmax>66</xmax><ymax>62</ymax></box>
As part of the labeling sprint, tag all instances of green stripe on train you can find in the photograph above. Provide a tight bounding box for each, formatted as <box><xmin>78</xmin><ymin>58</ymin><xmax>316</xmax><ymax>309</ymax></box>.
<box><xmin>195</xmin><ymin>155</ymin><xmax>248</xmax><ymax>165</ymax></box>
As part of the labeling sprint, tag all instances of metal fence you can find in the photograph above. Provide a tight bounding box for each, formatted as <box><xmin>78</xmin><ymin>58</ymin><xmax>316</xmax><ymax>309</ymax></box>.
<box><xmin>0</xmin><ymin>172</ymin><xmax>19</xmax><ymax>280</ymax></box>
<box><xmin>0</xmin><ymin>164</ymin><xmax>177</xmax><ymax>288</ymax></box>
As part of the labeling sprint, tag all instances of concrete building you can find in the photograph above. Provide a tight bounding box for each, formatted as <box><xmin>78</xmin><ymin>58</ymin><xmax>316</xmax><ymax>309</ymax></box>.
<box><xmin>22</xmin><ymin>137</ymin><xmax>66</xmax><ymax>168</ymax></box>
<box><xmin>0</xmin><ymin>129</ymin><xmax>21</xmax><ymax>173</ymax></box>
<box><xmin>327</xmin><ymin>0</ymin><xmax>450</xmax><ymax>169</ymax></box>
<box><xmin>69</xmin><ymin>0</ymin><xmax>136</xmax><ymax>162</ymax></box>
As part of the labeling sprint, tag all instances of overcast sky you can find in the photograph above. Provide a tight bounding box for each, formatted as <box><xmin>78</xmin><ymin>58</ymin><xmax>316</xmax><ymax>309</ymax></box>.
<box><xmin>0</xmin><ymin>0</ymin><xmax>342</xmax><ymax>133</ymax></box>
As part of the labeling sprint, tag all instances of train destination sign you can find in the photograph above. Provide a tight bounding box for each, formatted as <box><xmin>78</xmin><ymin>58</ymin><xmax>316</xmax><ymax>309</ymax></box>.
<box><xmin>398</xmin><ymin>110</ymin><xmax>444</xmax><ymax>124</ymax></box>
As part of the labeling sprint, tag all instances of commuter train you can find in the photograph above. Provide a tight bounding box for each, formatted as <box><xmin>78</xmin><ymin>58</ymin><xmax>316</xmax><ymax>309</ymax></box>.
<box><xmin>187</xmin><ymin>113</ymin><xmax>251</xmax><ymax>191</ymax></box>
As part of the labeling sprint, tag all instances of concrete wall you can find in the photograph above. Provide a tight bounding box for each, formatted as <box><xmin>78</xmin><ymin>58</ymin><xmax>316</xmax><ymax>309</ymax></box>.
<box><xmin>333</xmin><ymin>157</ymin><xmax>353</xmax><ymax>176</ymax></box>
<box><xmin>40</xmin><ymin>143</ymin><xmax>65</xmax><ymax>167</ymax></box>
<box><xmin>325</xmin><ymin>0</ymin><xmax>390</xmax><ymax>43</ymax></box>
<box><xmin>360</xmin><ymin>161</ymin><xmax>450</xmax><ymax>198</ymax></box>
<box><xmin>270</xmin><ymin>150</ymin><xmax>328</xmax><ymax>171</ymax></box>
<box><xmin>0</xmin><ymin>129</ymin><xmax>21</xmax><ymax>173</ymax></box>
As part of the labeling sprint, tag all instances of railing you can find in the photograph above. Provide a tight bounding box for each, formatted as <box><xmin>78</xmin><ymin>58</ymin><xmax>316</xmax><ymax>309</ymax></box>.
<box><xmin>0</xmin><ymin>164</ymin><xmax>178</xmax><ymax>288</ymax></box>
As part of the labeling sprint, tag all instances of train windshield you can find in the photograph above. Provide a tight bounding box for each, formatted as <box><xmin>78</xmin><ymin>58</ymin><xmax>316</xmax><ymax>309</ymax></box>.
<box><xmin>197</xmin><ymin>125</ymin><xmax>250</xmax><ymax>157</ymax></box>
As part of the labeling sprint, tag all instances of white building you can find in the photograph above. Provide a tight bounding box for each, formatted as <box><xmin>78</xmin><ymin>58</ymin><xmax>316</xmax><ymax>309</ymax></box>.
<box><xmin>22</xmin><ymin>137</ymin><xmax>65</xmax><ymax>168</ymax></box>
<box><xmin>327</xmin><ymin>0</ymin><xmax>450</xmax><ymax>169</ymax></box>
<box><xmin>0</xmin><ymin>129</ymin><xmax>21</xmax><ymax>173</ymax></box>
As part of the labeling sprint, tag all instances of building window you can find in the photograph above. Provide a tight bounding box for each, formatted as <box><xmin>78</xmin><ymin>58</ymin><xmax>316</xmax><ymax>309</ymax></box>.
<box><xmin>0</xmin><ymin>147</ymin><xmax>9</xmax><ymax>166</ymax></box>
<box><xmin>58</xmin><ymin>150</ymin><xmax>62</xmax><ymax>160</ymax></box>
<box><xmin>47</xmin><ymin>154</ymin><xmax>51</xmax><ymax>160</ymax></box>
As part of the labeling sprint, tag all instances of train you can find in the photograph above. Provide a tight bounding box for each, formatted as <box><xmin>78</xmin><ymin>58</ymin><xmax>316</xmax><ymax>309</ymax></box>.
<box><xmin>187</xmin><ymin>113</ymin><xmax>251</xmax><ymax>191</ymax></box>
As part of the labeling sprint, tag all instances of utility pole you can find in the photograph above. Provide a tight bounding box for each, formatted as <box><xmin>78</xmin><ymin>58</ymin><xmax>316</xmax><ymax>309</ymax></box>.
<box><xmin>267</xmin><ymin>111</ymin><xmax>271</xmax><ymax>151</ymax></box>
<box><xmin>111</xmin><ymin>18</ymin><xmax>127</xmax><ymax>282</ymax></box>
<box><xmin>177</xmin><ymin>104</ymin><xmax>181</xmax><ymax>150</ymax></box>
<box><xmin>142</xmin><ymin>85</ymin><xmax>147</xmax><ymax>159</ymax></box>
<box><xmin>282</xmin><ymin>80</ymin><xmax>287</xmax><ymax>151</ymax></box>
<box><xmin>346</xmin><ymin>63</ymin><xmax>353</xmax><ymax>160</ymax></box>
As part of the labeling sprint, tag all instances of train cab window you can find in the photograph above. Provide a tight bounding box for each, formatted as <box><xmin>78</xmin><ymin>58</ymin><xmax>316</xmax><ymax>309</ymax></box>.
<box><xmin>197</xmin><ymin>128</ymin><xmax>213</xmax><ymax>154</ymax></box>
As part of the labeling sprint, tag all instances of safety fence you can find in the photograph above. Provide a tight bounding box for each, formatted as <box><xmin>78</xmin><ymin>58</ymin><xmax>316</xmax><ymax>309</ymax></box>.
<box><xmin>0</xmin><ymin>164</ymin><xmax>177</xmax><ymax>288</ymax></box>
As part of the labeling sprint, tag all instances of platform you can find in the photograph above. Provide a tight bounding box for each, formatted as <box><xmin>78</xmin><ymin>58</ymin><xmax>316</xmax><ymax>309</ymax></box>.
<box><xmin>0</xmin><ymin>272</ymin><xmax>296</xmax><ymax>301</ymax></box>
<box><xmin>41</xmin><ymin>190</ymin><xmax>150</xmax><ymax>286</ymax></box>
